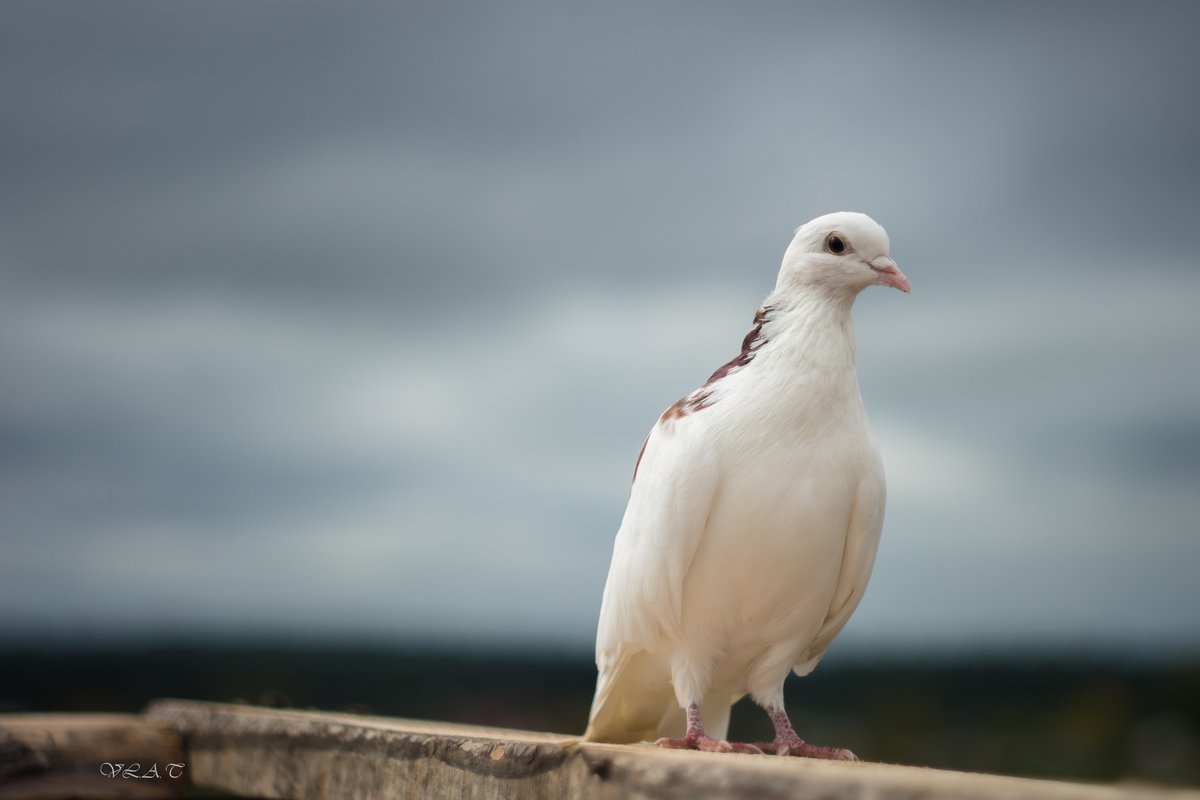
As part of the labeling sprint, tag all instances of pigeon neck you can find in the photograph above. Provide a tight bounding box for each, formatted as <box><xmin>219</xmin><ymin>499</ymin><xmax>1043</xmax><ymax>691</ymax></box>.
<box><xmin>762</xmin><ymin>288</ymin><xmax>858</xmax><ymax>368</ymax></box>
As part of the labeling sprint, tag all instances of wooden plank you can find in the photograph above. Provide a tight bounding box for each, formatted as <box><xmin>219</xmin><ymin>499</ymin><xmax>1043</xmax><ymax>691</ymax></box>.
<box><xmin>0</xmin><ymin>714</ymin><xmax>186</xmax><ymax>800</ymax></box>
<box><xmin>144</xmin><ymin>699</ymin><xmax>1199</xmax><ymax>800</ymax></box>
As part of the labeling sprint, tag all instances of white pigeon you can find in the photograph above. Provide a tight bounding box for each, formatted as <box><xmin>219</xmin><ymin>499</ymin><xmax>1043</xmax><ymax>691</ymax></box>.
<box><xmin>583</xmin><ymin>211</ymin><xmax>909</xmax><ymax>759</ymax></box>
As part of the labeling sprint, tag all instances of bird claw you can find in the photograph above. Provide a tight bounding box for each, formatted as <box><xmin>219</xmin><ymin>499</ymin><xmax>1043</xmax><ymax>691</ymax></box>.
<box><xmin>750</xmin><ymin>738</ymin><xmax>858</xmax><ymax>761</ymax></box>
<box><xmin>654</xmin><ymin>736</ymin><xmax>763</xmax><ymax>755</ymax></box>
<box><xmin>655</xmin><ymin>735</ymin><xmax>749</xmax><ymax>754</ymax></box>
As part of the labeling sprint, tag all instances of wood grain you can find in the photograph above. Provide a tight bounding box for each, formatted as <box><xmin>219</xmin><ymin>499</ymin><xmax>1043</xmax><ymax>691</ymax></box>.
<box><xmin>144</xmin><ymin>699</ymin><xmax>1199</xmax><ymax>800</ymax></box>
<box><xmin>0</xmin><ymin>714</ymin><xmax>185</xmax><ymax>800</ymax></box>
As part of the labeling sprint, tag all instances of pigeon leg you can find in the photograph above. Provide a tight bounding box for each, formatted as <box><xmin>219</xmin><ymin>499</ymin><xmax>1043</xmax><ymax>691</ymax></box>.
<box><xmin>749</xmin><ymin>705</ymin><xmax>858</xmax><ymax>761</ymax></box>
<box><xmin>655</xmin><ymin>703</ymin><xmax>762</xmax><ymax>754</ymax></box>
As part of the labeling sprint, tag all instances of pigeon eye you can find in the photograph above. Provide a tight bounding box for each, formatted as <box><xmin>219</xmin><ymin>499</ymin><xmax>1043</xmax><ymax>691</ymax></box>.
<box><xmin>825</xmin><ymin>233</ymin><xmax>847</xmax><ymax>255</ymax></box>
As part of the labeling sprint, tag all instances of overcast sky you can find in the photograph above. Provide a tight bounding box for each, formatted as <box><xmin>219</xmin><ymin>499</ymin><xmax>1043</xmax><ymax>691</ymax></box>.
<box><xmin>1</xmin><ymin>1</ymin><xmax>1198</xmax><ymax>656</ymax></box>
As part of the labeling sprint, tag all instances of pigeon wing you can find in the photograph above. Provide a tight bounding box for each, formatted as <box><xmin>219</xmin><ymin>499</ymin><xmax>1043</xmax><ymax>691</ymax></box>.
<box><xmin>585</xmin><ymin>412</ymin><xmax>720</xmax><ymax>742</ymax></box>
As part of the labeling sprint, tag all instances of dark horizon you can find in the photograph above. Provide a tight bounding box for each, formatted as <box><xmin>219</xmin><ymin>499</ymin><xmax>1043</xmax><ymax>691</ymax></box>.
<box><xmin>3</xmin><ymin>640</ymin><xmax>1198</xmax><ymax>786</ymax></box>
<box><xmin>3</xmin><ymin>628</ymin><xmax>1198</xmax><ymax>668</ymax></box>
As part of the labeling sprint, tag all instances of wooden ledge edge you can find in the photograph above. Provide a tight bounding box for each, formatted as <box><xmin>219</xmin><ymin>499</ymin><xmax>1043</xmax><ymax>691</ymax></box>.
<box><xmin>141</xmin><ymin>699</ymin><xmax>1200</xmax><ymax>800</ymax></box>
<box><xmin>0</xmin><ymin>713</ymin><xmax>187</xmax><ymax>799</ymax></box>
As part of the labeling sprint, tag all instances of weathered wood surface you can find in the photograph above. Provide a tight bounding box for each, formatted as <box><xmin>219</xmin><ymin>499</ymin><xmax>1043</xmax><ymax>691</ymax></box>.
<box><xmin>0</xmin><ymin>714</ymin><xmax>186</xmax><ymax>800</ymax></box>
<box><xmin>145</xmin><ymin>699</ymin><xmax>1199</xmax><ymax>800</ymax></box>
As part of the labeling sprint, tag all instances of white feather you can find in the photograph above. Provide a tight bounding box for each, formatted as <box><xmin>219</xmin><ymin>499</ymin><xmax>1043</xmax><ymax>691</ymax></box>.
<box><xmin>584</xmin><ymin>211</ymin><xmax>902</xmax><ymax>745</ymax></box>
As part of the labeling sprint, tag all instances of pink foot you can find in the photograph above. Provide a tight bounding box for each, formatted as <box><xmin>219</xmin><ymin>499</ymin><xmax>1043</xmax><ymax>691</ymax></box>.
<box><xmin>655</xmin><ymin>734</ymin><xmax>729</xmax><ymax>752</ymax></box>
<box><xmin>655</xmin><ymin>735</ymin><xmax>763</xmax><ymax>755</ymax></box>
<box><xmin>751</xmin><ymin>734</ymin><xmax>858</xmax><ymax>761</ymax></box>
<box><xmin>650</xmin><ymin>734</ymin><xmax>709</xmax><ymax>753</ymax></box>
<box><xmin>656</xmin><ymin>703</ymin><xmax>764</xmax><ymax>755</ymax></box>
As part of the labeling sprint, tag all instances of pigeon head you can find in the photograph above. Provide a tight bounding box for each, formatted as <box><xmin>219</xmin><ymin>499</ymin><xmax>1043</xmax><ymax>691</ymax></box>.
<box><xmin>776</xmin><ymin>211</ymin><xmax>910</xmax><ymax>297</ymax></box>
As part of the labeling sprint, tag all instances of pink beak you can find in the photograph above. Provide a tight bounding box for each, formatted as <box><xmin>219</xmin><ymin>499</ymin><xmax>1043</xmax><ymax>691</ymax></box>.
<box><xmin>869</xmin><ymin>255</ymin><xmax>911</xmax><ymax>294</ymax></box>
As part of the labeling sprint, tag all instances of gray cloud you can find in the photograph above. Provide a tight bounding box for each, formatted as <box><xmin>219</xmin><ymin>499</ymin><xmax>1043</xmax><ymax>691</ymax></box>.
<box><xmin>1</xmin><ymin>0</ymin><xmax>1198</xmax><ymax>652</ymax></box>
